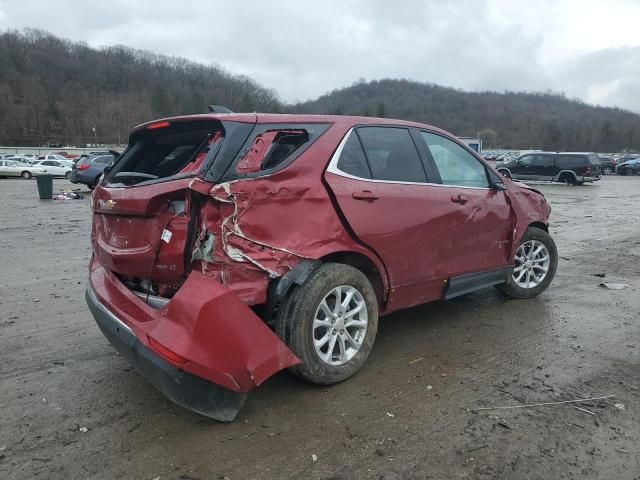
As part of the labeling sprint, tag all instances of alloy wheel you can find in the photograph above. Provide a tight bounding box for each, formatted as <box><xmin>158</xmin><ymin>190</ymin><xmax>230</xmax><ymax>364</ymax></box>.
<box><xmin>513</xmin><ymin>240</ymin><xmax>551</xmax><ymax>289</ymax></box>
<box><xmin>313</xmin><ymin>285</ymin><xmax>368</xmax><ymax>366</ymax></box>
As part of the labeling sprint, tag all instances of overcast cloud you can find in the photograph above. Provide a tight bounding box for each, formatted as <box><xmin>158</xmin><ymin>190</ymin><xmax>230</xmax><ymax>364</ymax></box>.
<box><xmin>1</xmin><ymin>0</ymin><xmax>640</xmax><ymax>111</ymax></box>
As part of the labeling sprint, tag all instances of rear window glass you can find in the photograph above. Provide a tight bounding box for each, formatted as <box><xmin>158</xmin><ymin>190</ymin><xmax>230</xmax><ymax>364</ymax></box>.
<box><xmin>107</xmin><ymin>121</ymin><xmax>222</xmax><ymax>186</ymax></box>
<box><xmin>356</xmin><ymin>127</ymin><xmax>426</xmax><ymax>183</ymax></box>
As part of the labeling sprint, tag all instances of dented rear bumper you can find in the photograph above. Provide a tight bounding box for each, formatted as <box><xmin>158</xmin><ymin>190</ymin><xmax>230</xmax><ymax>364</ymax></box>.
<box><xmin>86</xmin><ymin>262</ymin><xmax>300</xmax><ymax>421</ymax></box>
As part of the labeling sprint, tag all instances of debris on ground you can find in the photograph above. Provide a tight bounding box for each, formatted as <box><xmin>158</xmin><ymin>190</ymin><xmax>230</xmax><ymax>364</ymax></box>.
<box><xmin>311</xmin><ymin>454</ymin><xmax>318</xmax><ymax>462</ymax></box>
<box><xmin>614</xmin><ymin>403</ymin><xmax>626</xmax><ymax>412</ymax></box>
<box><xmin>599</xmin><ymin>282</ymin><xmax>629</xmax><ymax>290</ymax></box>
<box><xmin>472</xmin><ymin>394</ymin><xmax>615</xmax><ymax>411</ymax></box>
<box><xmin>590</xmin><ymin>273</ymin><xmax>606</xmax><ymax>278</ymax></box>
<box><xmin>79</xmin><ymin>427</ymin><xmax>88</xmax><ymax>433</ymax></box>
<box><xmin>54</xmin><ymin>190</ymin><xmax>84</xmax><ymax>200</ymax></box>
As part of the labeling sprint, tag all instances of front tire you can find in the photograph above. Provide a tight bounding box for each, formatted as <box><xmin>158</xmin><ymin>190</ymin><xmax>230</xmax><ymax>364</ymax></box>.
<box><xmin>276</xmin><ymin>263</ymin><xmax>378</xmax><ymax>385</ymax></box>
<box><xmin>21</xmin><ymin>171</ymin><xmax>32</xmax><ymax>179</ymax></box>
<box><xmin>602</xmin><ymin>166</ymin><xmax>613</xmax><ymax>175</ymax></box>
<box><xmin>497</xmin><ymin>227</ymin><xmax>558</xmax><ymax>299</ymax></box>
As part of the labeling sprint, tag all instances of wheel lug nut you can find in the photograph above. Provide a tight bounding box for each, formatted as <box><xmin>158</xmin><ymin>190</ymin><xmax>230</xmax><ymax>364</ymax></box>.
<box><xmin>340</xmin><ymin>329</ymin><xmax>344</xmax><ymax>334</ymax></box>
<box><xmin>332</xmin><ymin>329</ymin><xmax>336</xmax><ymax>334</ymax></box>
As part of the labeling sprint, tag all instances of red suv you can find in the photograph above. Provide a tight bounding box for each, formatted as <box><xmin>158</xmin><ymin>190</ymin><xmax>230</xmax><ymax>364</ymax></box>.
<box><xmin>86</xmin><ymin>114</ymin><xmax>557</xmax><ymax>421</ymax></box>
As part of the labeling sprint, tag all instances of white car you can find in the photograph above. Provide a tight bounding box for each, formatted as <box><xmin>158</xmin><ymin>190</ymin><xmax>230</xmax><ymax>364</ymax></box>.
<box><xmin>0</xmin><ymin>160</ymin><xmax>47</xmax><ymax>179</ymax></box>
<box><xmin>40</xmin><ymin>154</ymin><xmax>68</xmax><ymax>162</ymax></box>
<box><xmin>34</xmin><ymin>160</ymin><xmax>72</xmax><ymax>179</ymax></box>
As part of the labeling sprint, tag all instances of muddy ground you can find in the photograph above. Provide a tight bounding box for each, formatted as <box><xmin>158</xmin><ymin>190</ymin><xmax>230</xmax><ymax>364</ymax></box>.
<box><xmin>0</xmin><ymin>176</ymin><xmax>639</xmax><ymax>480</ymax></box>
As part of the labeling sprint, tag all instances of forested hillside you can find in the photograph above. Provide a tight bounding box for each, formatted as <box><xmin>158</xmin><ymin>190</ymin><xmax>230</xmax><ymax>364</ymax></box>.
<box><xmin>291</xmin><ymin>79</ymin><xmax>640</xmax><ymax>152</ymax></box>
<box><xmin>1</xmin><ymin>30</ymin><xmax>640</xmax><ymax>152</ymax></box>
<box><xmin>0</xmin><ymin>30</ymin><xmax>281</xmax><ymax>146</ymax></box>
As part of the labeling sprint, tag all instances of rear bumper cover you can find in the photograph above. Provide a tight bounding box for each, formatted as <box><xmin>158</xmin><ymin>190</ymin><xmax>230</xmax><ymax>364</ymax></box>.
<box><xmin>86</xmin><ymin>287</ymin><xmax>246</xmax><ymax>421</ymax></box>
<box><xmin>86</xmin><ymin>262</ymin><xmax>300</xmax><ymax>421</ymax></box>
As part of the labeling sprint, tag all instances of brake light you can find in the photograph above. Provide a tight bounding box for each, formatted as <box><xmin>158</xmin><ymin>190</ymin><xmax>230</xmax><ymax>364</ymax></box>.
<box><xmin>586</xmin><ymin>166</ymin><xmax>592</xmax><ymax>174</ymax></box>
<box><xmin>147</xmin><ymin>336</ymin><xmax>187</xmax><ymax>365</ymax></box>
<box><xmin>77</xmin><ymin>164</ymin><xmax>90</xmax><ymax>170</ymax></box>
<box><xmin>146</xmin><ymin>121</ymin><xmax>171</xmax><ymax>130</ymax></box>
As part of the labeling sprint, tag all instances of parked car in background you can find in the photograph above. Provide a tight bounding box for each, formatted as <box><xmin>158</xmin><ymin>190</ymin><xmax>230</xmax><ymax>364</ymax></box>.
<box><xmin>70</xmin><ymin>154</ymin><xmax>115</xmax><ymax>189</ymax></box>
<box><xmin>496</xmin><ymin>152</ymin><xmax>601</xmax><ymax>185</ymax></box>
<box><xmin>616</xmin><ymin>157</ymin><xmax>640</xmax><ymax>175</ymax></box>
<box><xmin>73</xmin><ymin>151</ymin><xmax>112</xmax><ymax>164</ymax></box>
<box><xmin>0</xmin><ymin>159</ymin><xmax>47</xmax><ymax>179</ymax></box>
<box><xmin>6</xmin><ymin>155</ymin><xmax>37</xmax><ymax>165</ymax></box>
<box><xmin>86</xmin><ymin>113</ymin><xmax>557</xmax><ymax>421</ymax></box>
<box><xmin>597</xmin><ymin>155</ymin><xmax>617</xmax><ymax>175</ymax></box>
<box><xmin>52</xmin><ymin>151</ymin><xmax>79</xmax><ymax>159</ymax></box>
<box><xmin>34</xmin><ymin>159</ymin><xmax>73</xmax><ymax>179</ymax></box>
<box><xmin>38</xmin><ymin>153</ymin><xmax>68</xmax><ymax>162</ymax></box>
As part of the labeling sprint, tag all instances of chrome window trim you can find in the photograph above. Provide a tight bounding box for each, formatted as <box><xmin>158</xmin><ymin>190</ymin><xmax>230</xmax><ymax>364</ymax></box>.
<box><xmin>326</xmin><ymin>128</ymin><xmax>493</xmax><ymax>191</ymax></box>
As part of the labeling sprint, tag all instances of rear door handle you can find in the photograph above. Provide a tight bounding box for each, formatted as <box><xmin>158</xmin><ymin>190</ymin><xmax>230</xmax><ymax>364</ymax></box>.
<box><xmin>352</xmin><ymin>190</ymin><xmax>379</xmax><ymax>202</ymax></box>
<box><xmin>451</xmin><ymin>194</ymin><xmax>468</xmax><ymax>205</ymax></box>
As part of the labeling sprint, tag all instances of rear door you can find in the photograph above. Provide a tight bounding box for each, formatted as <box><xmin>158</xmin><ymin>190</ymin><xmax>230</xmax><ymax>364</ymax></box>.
<box><xmin>324</xmin><ymin>126</ymin><xmax>451</xmax><ymax>308</ymax></box>
<box><xmin>538</xmin><ymin>154</ymin><xmax>557</xmax><ymax>180</ymax></box>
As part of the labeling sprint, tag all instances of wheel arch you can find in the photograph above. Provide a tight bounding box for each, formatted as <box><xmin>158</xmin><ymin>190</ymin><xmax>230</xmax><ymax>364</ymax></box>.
<box><xmin>497</xmin><ymin>167</ymin><xmax>511</xmax><ymax>178</ymax></box>
<box><xmin>528</xmin><ymin>221</ymin><xmax>548</xmax><ymax>233</ymax></box>
<box><xmin>319</xmin><ymin>251</ymin><xmax>386</xmax><ymax>306</ymax></box>
<box><xmin>556</xmin><ymin>170</ymin><xmax>577</xmax><ymax>182</ymax></box>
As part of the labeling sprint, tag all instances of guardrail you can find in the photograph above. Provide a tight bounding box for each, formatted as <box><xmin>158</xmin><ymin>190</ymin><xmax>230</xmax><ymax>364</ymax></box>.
<box><xmin>0</xmin><ymin>146</ymin><xmax>126</xmax><ymax>156</ymax></box>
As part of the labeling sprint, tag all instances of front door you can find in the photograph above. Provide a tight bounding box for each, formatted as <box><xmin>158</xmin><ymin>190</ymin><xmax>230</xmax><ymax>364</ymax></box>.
<box><xmin>416</xmin><ymin>131</ymin><xmax>515</xmax><ymax>276</ymax></box>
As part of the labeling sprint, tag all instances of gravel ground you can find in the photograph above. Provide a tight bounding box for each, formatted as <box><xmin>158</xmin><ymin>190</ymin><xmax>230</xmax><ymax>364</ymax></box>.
<box><xmin>0</xmin><ymin>176</ymin><xmax>639</xmax><ymax>480</ymax></box>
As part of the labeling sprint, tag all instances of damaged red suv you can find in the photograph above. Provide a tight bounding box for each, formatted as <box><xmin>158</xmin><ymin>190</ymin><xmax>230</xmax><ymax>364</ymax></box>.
<box><xmin>86</xmin><ymin>114</ymin><xmax>557</xmax><ymax>421</ymax></box>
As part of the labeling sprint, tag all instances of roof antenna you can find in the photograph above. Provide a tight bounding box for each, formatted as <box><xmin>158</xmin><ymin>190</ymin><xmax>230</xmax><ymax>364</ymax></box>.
<box><xmin>207</xmin><ymin>105</ymin><xmax>234</xmax><ymax>113</ymax></box>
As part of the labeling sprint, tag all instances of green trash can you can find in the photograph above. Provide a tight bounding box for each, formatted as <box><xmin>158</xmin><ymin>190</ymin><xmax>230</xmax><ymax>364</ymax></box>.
<box><xmin>36</xmin><ymin>174</ymin><xmax>54</xmax><ymax>200</ymax></box>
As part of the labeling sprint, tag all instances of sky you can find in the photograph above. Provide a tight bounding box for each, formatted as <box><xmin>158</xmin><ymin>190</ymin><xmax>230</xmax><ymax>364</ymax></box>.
<box><xmin>1</xmin><ymin>0</ymin><xmax>640</xmax><ymax>111</ymax></box>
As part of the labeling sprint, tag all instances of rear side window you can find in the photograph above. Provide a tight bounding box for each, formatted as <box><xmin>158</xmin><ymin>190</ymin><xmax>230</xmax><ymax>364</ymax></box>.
<box><xmin>356</xmin><ymin>127</ymin><xmax>426</xmax><ymax>183</ymax></box>
<box><xmin>421</xmin><ymin>132</ymin><xmax>489</xmax><ymax>188</ymax></box>
<box><xmin>557</xmin><ymin>155</ymin><xmax>586</xmax><ymax>167</ymax></box>
<box><xmin>237</xmin><ymin>130</ymin><xmax>308</xmax><ymax>173</ymax></box>
<box><xmin>93</xmin><ymin>156</ymin><xmax>114</xmax><ymax>165</ymax></box>
<box><xmin>336</xmin><ymin>132</ymin><xmax>371</xmax><ymax>179</ymax></box>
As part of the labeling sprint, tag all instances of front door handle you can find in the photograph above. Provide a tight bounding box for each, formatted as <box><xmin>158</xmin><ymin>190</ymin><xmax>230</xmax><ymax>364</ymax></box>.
<box><xmin>352</xmin><ymin>190</ymin><xmax>379</xmax><ymax>202</ymax></box>
<box><xmin>451</xmin><ymin>194</ymin><xmax>468</xmax><ymax>205</ymax></box>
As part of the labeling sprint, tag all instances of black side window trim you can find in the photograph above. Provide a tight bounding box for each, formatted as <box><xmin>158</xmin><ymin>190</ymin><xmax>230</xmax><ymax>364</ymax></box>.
<box><xmin>224</xmin><ymin>122</ymin><xmax>331</xmax><ymax>181</ymax></box>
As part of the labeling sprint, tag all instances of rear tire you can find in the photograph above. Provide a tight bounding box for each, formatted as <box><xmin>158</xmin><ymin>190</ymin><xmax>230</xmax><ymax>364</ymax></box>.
<box><xmin>559</xmin><ymin>173</ymin><xmax>574</xmax><ymax>185</ymax></box>
<box><xmin>602</xmin><ymin>166</ymin><xmax>613</xmax><ymax>175</ymax></box>
<box><xmin>497</xmin><ymin>227</ymin><xmax>558</xmax><ymax>299</ymax></box>
<box><xmin>276</xmin><ymin>263</ymin><xmax>378</xmax><ymax>385</ymax></box>
<box><xmin>21</xmin><ymin>171</ymin><xmax>32</xmax><ymax>179</ymax></box>
<box><xmin>498</xmin><ymin>169</ymin><xmax>511</xmax><ymax>178</ymax></box>
<box><xmin>65</xmin><ymin>171</ymin><xmax>71</xmax><ymax>180</ymax></box>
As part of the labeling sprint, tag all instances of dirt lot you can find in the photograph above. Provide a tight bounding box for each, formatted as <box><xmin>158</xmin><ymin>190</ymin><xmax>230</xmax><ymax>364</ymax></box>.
<box><xmin>1</xmin><ymin>176</ymin><xmax>639</xmax><ymax>480</ymax></box>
